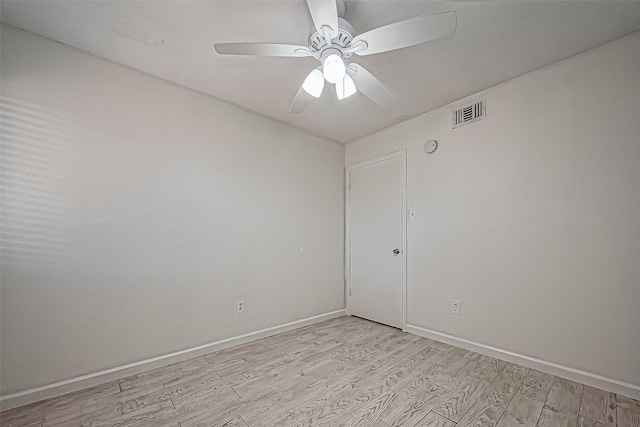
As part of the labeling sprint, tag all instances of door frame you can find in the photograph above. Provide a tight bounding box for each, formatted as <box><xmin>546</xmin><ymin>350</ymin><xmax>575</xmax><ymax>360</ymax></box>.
<box><xmin>345</xmin><ymin>150</ymin><xmax>407</xmax><ymax>330</ymax></box>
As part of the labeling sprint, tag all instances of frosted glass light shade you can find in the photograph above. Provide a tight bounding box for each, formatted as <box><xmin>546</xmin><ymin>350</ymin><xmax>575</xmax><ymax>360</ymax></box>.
<box><xmin>336</xmin><ymin>75</ymin><xmax>357</xmax><ymax>100</ymax></box>
<box><xmin>302</xmin><ymin>68</ymin><xmax>325</xmax><ymax>98</ymax></box>
<box><xmin>323</xmin><ymin>54</ymin><xmax>346</xmax><ymax>84</ymax></box>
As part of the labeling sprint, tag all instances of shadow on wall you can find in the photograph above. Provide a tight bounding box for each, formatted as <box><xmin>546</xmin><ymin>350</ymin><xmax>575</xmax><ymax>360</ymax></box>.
<box><xmin>1</xmin><ymin>96</ymin><xmax>77</xmax><ymax>269</ymax></box>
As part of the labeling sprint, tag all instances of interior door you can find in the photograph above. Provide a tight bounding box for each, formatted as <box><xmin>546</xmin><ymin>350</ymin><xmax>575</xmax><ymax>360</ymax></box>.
<box><xmin>348</xmin><ymin>153</ymin><xmax>404</xmax><ymax>329</ymax></box>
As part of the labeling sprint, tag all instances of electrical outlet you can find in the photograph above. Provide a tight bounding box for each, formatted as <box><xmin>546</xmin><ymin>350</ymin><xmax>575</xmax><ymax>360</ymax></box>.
<box><xmin>237</xmin><ymin>300</ymin><xmax>244</xmax><ymax>313</ymax></box>
<box><xmin>451</xmin><ymin>300</ymin><xmax>461</xmax><ymax>315</ymax></box>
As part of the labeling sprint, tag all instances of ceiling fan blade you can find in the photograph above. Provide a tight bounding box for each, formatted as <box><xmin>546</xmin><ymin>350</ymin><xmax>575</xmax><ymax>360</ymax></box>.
<box><xmin>307</xmin><ymin>0</ymin><xmax>339</xmax><ymax>39</ymax></box>
<box><xmin>347</xmin><ymin>63</ymin><xmax>394</xmax><ymax>108</ymax></box>
<box><xmin>290</xmin><ymin>86</ymin><xmax>315</xmax><ymax>114</ymax></box>
<box><xmin>214</xmin><ymin>42</ymin><xmax>313</xmax><ymax>57</ymax></box>
<box><xmin>352</xmin><ymin>11</ymin><xmax>456</xmax><ymax>56</ymax></box>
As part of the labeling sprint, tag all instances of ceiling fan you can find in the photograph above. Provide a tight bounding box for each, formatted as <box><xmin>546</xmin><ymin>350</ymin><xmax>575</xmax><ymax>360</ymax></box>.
<box><xmin>214</xmin><ymin>0</ymin><xmax>456</xmax><ymax>113</ymax></box>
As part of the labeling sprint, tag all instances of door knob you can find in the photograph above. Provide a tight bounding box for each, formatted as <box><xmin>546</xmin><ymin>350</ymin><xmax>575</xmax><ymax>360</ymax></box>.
<box><xmin>393</xmin><ymin>248</ymin><xmax>400</xmax><ymax>255</ymax></box>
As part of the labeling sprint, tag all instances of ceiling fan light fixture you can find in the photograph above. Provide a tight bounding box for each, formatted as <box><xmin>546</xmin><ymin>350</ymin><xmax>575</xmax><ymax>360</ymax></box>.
<box><xmin>336</xmin><ymin>75</ymin><xmax>357</xmax><ymax>100</ymax></box>
<box><xmin>322</xmin><ymin>54</ymin><xmax>346</xmax><ymax>84</ymax></box>
<box><xmin>302</xmin><ymin>68</ymin><xmax>325</xmax><ymax>98</ymax></box>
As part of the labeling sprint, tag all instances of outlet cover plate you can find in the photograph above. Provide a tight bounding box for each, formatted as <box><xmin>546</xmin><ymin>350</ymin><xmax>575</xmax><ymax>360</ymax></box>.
<box><xmin>451</xmin><ymin>300</ymin><xmax>461</xmax><ymax>315</ymax></box>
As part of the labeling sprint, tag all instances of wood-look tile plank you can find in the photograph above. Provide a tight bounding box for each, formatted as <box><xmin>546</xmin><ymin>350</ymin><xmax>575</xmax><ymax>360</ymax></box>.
<box><xmin>345</xmin><ymin>389</ymin><xmax>405</xmax><ymax>427</ymax></box>
<box><xmin>536</xmin><ymin>408</ymin><xmax>577</xmax><ymax>427</ymax></box>
<box><xmin>301</xmin><ymin>342</ymin><xmax>355</xmax><ymax>366</ymax></box>
<box><xmin>360</xmin><ymin>349</ymin><xmax>410</xmax><ymax>378</ymax></box>
<box><xmin>42</xmin><ymin>404</ymin><xmax>122</xmax><ymax>427</ymax></box>
<box><xmin>423</xmin><ymin>340</ymin><xmax>452</xmax><ymax>352</ymax></box>
<box><xmin>348</xmin><ymin>328</ymin><xmax>399</xmax><ymax>347</ymax></box>
<box><xmin>617</xmin><ymin>394</ymin><xmax>640</xmax><ymax>413</ymax></box>
<box><xmin>177</xmin><ymin>387</ymin><xmax>272</xmax><ymax>427</ymax></box>
<box><xmin>618</xmin><ymin>407</ymin><xmax>640</xmax><ymax>427</ymax></box>
<box><xmin>518</xmin><ymin>370</ymin><xmax>554</xmax><ymax>402</ymax></box>
<box><xmin>455</xmin><ymin>369</ymin><xmax>526</xmax><ymax>426</ymax></box>
<box><xmin>341</xmin><ymin>345</ymin><xmax>390</xmax><ymax>370</ymax></box>
<box><xmin>493</xmin><ymin>369</ymin><xmax>554</xmax><ymax>427</ymax></box>
<box><xmin>117</xmin><ymin>383</ymin><xmax>167</xmax><ymax>404</ymax></box>
<box><xmin>170</xmin><ymin>385</ymin><xmax>239</xmax><ymax>412</ymax></box>
<box><xmin>284</xmin><ymin>337</ymin><xmax>343</xmax><ymax>360</ymax></box>
<box><xmin>231</xmin><ymin>357</ymin><xmax>306</xmax><ymax>393</ymax></box>
<box><xmin>161</xmin><ymin>368</ymin><xmax>223</xmax><ymax>390</ymax></box>
<box><xmin>579</xmin><ymin>385</ymin><xmax>616</xmax><ymax>427</ymax></box>
<box><xmin>368</xmin><ymin>348</ymin><xmax>440</xmax><ymax>392</ymax></box>
<box><xmin>373</xmin><ymin>335</ymin><xmax>422</xmax><ymax>355</ymax></box>
<box><xmin>97</xmin><ymin>400</ymin><xmax>174</xmax><ymax>427</ymax></box>
<box><xmin>431</xmin><ymin>376</ymin><xmax>491</xmax><ymax>422</ymax></box>
<box><xmin>0</xmin><ymin>413</ymin><xmax>45</xmax><ymax>427</ymax></box>
<box><xmin>554</xmin><ymin>376</ymin><xmax>584</xmax><ymax>394</ymax></box>
<box><xmin>292</xmin><ymin>358</ymin><xmax>349</xmax><ymax>387</ymax></box>
<box><xmin>297</xmin><ymin>373</ymin><xmax>372</xmax><ymax>418</ymax></box>
<box><xmin>300</xmin><ymin>378</ymin><xmax>394</xmax><ymax>427</ymax></box>
<box><xmin>244</xmin><ymin>388</ymin><xmax>317</xmax><ymax>425</ymax></box>
<box><xmin>393</xmin><ymin>346</ymin><xmax>442</xmax><ymax>373</ymax></box>
<box><xmin>393</xmin><ymin>363</ymin><xmax>443</xmax><ymax>399</ymax></box>
<box><xmin>578</xmin><ymin>415</ymin><xmax>605</xmax><ymax>427</ymax></box>
<box><xmin>415</xmin><ymin>411</ymin><xmax>456</xmax><ymax>427</ymax></box>
<box><xmin>383</xmin><ymin>384</ymin><xmax>448</xmax><ymax>427</ymax></box>
<box><xmin>251</xmin><ymin>372</ymin><xmax>349</xmax><ymax>423</ymax></box>
<box><xmin>237</xmin><ymin>390</ymin><xmax>297</xmax><ymax>425</ymax></box>
<box><xmin>428</xmin><ymin>345</ymin><xmax>467</xmax><ymax>367</ymax></box>
<box><xmin>178</xmin><ymin>408</ymin><xmax>248</xmax><ymax>427</ymax></box>
<box><xmin>40</xmin><ymin>382</ymin><xmax>122</xmax><ymax>414</ymax></box>
<box><xmin>160</xmin><ymin>358</ymin><xmax>209</xmax><ymax>382</ymax></box>
<box><xmin>38</xmin><ymin>386</ymin><xmax>127</xmax><ymax>426</ymax></box>
<box><xmin>0</xmin><ymin>406</ymin><xmax>46</xmax><ymax>427</ymax></box>
<box><xmin>469</xmin><ymin>356</ymin><xmax>506</xmax><ymax>382</ymax></box>
<box><xmin>504</xmin><ymin>362</ymin><xmax>530</xmax><ymax>377</ymax></box>
<box><xmin>260</xmin><ymin>407</ymin><xmax>309</xmax><ymax>427</ymax></box>
<box><xmin>120</xmin><ymin>375</ymin><xmax>229</xmax><ymax>415</ymax></box>
<box><xmin>216</xmin><ymin>348</ymin><xmax>287</xmax><ymax>379</ymax></box>
<box><xmin>495</xmin><ymin>393</ymin><xmax>544</xmax><ymax>427</ymax></box>
<box><xmin>202</xmin><ymin>355</ymin><xmax>245</xmax><ymax>374</ymax></box>
<box><xmin>118</xmin><ymin>375</ymin><xmax>164</xmax><ymax>393</ymax></box>
<box><xmin>543</xmin><ymin>376</ymin><xmax>582</xmax><ymax>421</ymax></box>
<box><xmin>431</xmin><ymin>356</ymin><xmax>479</xmax><ymax>389</ymax></box>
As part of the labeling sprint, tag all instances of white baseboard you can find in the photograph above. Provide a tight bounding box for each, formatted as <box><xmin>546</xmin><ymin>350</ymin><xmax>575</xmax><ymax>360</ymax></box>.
<box><xmin>0</xmin><ymin>309</ymin><xmax>346</xmax><ymax>411</ymax></box>
<box><xmin>404</xmin><ymin>323</ymin><xmax>640</xmax><ymax>401</ymax></box>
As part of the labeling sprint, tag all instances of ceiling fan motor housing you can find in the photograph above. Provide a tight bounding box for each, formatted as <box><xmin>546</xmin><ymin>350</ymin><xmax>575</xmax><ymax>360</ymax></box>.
<box><xmin>309</xmin><ymin>17</ymin><xmax>355</xmax><ymax>60</ymax></box>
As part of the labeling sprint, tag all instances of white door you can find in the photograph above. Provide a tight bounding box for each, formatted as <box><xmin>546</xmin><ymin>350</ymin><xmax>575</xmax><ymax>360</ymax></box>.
<box><xmin>347</xmin><ymin>153</ymin><xmax>405</xmax><ymax>329</ymax></box>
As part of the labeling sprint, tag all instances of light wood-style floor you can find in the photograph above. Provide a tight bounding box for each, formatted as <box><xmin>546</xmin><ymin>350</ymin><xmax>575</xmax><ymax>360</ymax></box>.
<box><xmin>2</xmin><ymin>316</ymin><xmax>639</xmax><ymax>427</ymax></box>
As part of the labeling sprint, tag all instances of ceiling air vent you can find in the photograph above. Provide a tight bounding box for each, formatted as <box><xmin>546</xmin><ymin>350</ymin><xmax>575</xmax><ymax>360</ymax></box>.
<box><xmin>452</xmin><ymin>100</ymin><xmax>486</xmax><ymax>128</ymax></box>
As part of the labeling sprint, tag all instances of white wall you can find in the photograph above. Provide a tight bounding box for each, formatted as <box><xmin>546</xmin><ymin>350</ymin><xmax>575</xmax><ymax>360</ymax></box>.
<box><xmin>0</xmin><ymin>24</ymin><xmax>345</xmax><ymax>396</ymax></box>
<box><xmin>347</xmin><ymin>32</ymin><xmax>640</xmax><ymax>388</ymax></box>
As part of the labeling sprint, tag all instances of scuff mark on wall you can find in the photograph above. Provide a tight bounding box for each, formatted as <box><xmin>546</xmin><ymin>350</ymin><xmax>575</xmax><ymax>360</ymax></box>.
<box><xmin>109</xmin><ymin>21</ymin><xmax>164</xmax><ymax>48</ymax></box>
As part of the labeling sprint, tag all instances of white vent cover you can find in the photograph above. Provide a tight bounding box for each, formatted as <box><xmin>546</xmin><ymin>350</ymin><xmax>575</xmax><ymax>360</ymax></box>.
<box><xmin>452</xmin><ymin>100</ymin><xmax>486</xmax><ymax>128</ymax></box>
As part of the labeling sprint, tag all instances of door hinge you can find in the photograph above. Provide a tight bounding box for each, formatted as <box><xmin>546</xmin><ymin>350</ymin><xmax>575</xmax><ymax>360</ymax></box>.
<box><xmin>349</xmin><ymin>288</ymin><xmax>351</xmax><ymax>297</ymax></box>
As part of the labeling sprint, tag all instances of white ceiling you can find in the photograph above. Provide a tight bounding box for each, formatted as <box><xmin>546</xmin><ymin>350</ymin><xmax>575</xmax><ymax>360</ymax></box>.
<box><xmin>2</xmin><ymin>1</ymin><xmax>640</xmax><ymax>143</ymax></box>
